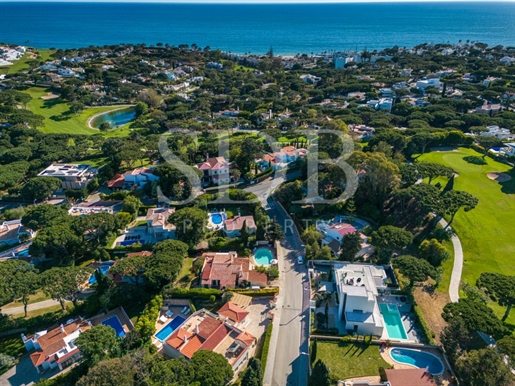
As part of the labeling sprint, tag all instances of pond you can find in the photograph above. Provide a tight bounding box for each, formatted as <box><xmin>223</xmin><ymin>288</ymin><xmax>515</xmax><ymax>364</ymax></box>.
<box><xmin>90</xmin><ymin>106</ymin><xmax>136</xmax><ymax>129</ymax></box>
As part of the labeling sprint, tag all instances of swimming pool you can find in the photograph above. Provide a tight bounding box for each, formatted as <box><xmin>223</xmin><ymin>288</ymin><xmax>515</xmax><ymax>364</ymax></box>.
<box><xmin>16</xmin><ymin>249</ymin><xmax>30</xmax><ymax>257</ymax></box>
<box><xmin>390</xmin><ymin>348</ymin><xmax>445</xmax><ymax>375</ymax></box>
<box><xmin>102</xmin><ymin>316</ymin><xmax>126</xmax><ymax>337</ymax></box>
<box><xmin>254</xmin><ymin>247</ymin><xmax>274</xmax><ymax>266</ymax></box>
<box><xmin>211</xmin><ymin>213</ymin><xmax>223</xmax><ymax>225</ymax></box>
<box><xmin>88</xmin><ymin>265</ymin><xmax>112</xmax><ymax>285</ymax></box>
<box><xmin>155</xmin><ymin>315</ymin><xmax>186</xmax><ymax>341</ymax></box>
<box><xmin>379</xmin><ymin>303</ymin><xmax>408</xmax><ymax>340</ymax></box>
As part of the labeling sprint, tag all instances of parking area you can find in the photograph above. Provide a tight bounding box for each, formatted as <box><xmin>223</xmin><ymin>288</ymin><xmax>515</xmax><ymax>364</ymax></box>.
<box><xmin>241</xmin><ymin>297</ymin><xmax>272</xmax><ymax>341</ymax></box>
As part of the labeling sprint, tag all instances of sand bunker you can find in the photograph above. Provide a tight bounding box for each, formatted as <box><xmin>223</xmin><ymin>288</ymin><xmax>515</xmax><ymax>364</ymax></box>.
<box><xmin>40</xmin><ymin>92</ymin><xmax>59</xmax><ymax>100</ymax></box>
<box><xmin>487</xmin><ymin>172</ymin><xmax>511</xmax><ymax>182</ymax></box>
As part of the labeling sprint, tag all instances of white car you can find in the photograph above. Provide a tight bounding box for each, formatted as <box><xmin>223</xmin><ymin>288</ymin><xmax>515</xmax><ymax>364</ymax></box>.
<box><xmin>297</xmin><ymin>255</ymin><xmax>304</xmax><ymax>264</ymax></box>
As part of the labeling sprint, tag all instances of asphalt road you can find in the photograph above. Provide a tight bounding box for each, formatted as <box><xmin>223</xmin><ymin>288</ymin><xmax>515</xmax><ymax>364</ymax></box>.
<box><xmin>265</xmin><ymin>201</ymin><xmax>310</xmax><ymax>386</ymax></box>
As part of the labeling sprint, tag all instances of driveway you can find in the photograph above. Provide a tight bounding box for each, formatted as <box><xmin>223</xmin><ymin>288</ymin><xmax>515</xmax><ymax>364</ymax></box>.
<box><xmin>0</xmin><ymin>355</ymin><xmax>60</xmax><ymax>386</ymax></box>
<box><xmin>1</xmin><ymin>299</ymin><xmax>65</xmax><ymax>316</ymax></box>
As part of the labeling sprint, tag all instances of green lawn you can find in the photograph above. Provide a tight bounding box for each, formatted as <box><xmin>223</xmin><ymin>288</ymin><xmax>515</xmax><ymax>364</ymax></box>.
<box><xmin>2</xmin><ymin>290</ymin><xmax>51</xmax><ymax>309</ymax></box>
<box><xmin>175</xmin><ymin>257</ymin><xmax>195</xmax><ymax>289</ymax></box>
<box><xmin>437</xmin><ymin>238</ymin><xmax>455</xmax><ymax>294</ymax></box>
<box><xmin>22</xmin><ymin>87</ymin><xmax>132</xmax><ymax>136</ymax></box>
<box><xmin>418</xmin><ymin>148</ymin><xmax>515</xmax><ymax>325</ymax></box>
<box><xmin>315</xmin><ymin>341</ymin><xmax>391</xmax><ymax>382</ymax></box>
<box><xmin>12</xmin><ymin>304</ymin><xmax>64</xmax><ymax>319</ymax></box>
<box><xmin>0</xmin><ymin>49</ymin><xmax>55</xmax><ymax>75</ymax></box>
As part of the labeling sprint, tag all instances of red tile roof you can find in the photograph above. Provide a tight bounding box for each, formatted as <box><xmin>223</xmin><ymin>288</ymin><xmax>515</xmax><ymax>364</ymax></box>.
<box><xmin>224</xmin><ymin>216</ymin><xmax>256</xmax><ymax>232</ymax></box>
<box><xmin>180</xmin><ymin>335</ymin><xmax>204</xmax><ymax>359</ymax></box>
<box><xmin>200</xmin><ymin>252</ymin><xmax>264</xmax><ymax>288</ymax></box>
<box><xmin>198</xmin><ymin>317</ymin><xmax>223</xmax><ymax>338</ymax></box>
<box><xmin>218</xmin><ymin>302</ymin><xmax>249</xmax><ymax>323</ymax></box>
<box><xmin>199</xmin><ymin>323</ymin><xmax>232</xmax><ymax>351</ymax></box>
<box><xmin>196</xmin><ymin>157</ymin><xmax>228</xmax><ymax>171</ymax></box>
<box><xmin>107</xmin><ymin>174</ymin><xmax>124</xmax><ymax>188</ymax></box>
<box><xmin>328</xmin><ymin>222</ymin><xmax>357</xmax><ymax>236</ymax></box>
<box><xmin>236</xmin><ymin>331</ymin><xmax>255</xmax><ymax>346</ymax></box>
<box><xmin>385</xmin><ymin>369</ymin><xmax>435</xmax><ymax>386</ymax></box>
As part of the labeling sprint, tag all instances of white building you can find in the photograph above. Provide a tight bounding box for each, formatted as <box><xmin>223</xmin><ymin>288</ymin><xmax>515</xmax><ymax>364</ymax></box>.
<box><xmin>416</xmin><ymin>78</ymin><xmax>441</xmax><ymax>90</ymax></box>
<box><xmin>196</xmin><ymin>157</ymin><xmax>231</xmax><ymax>186</ymax></box>
<box><xmin>145</xmin><ymin>207</ymin><xmax>176</xmax><ymax>241</ymax></box>
<box><xmin>300</xmin><ymin>74</ymin><xmax>321</xmax><ymax>84</ymax></box>
<box><xmin>0</xmin><ymin>219</ymin><xmax>34</xmax><ymax>247</ymax></box>
<box><xmin>334</xmin><ymin>263</ymin><xmax>388</xmax><ymax>336</ymax></box>
<box><xmin>37</xmin><ymin>163</ymin><xmax>97</xmax><ymax>190</ymax></box>
<box><xmin>480</xmin><ymin>125</ymin><xmax>514</xmax><ymax>140</ymax></box>
<box><xmin>57</xmin><ymin>68</ymin><xmax>77</xmax><ymax>77</ymax></box>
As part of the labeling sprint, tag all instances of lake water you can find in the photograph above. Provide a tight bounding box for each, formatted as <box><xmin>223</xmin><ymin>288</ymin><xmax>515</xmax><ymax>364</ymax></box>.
<box><xmin>1</xmin><ymin>2</ymin><xmax>514</xmax><ymax>54</ymax></box>
<box><xmin>90</xmin><ymin>107</ymin><xmax>136</xmax><ymax>129</ymax></box>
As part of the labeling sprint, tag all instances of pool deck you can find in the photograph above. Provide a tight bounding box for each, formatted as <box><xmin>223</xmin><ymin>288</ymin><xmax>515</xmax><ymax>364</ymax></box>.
<box><xmin>153</xmin><ymin>298</ymin><xmax>191</xmax><ymax>350</ymax></box>
<box><xmin>381</xmin><ymin>347</ymin><xmax>454</xmax><ymax>386</ymax></box>
<box><xmin>377</xmin><ymin>295</ymin><xmax>423</xmax><ymax>343</ymax></box>
<box><xmin>89</xmin><ymin>306</ymin><xmax>134</xmax><ymax>335</ymax></box>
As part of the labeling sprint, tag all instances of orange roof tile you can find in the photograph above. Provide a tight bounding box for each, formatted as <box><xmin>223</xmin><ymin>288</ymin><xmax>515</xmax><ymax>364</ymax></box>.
<box><xmin>181</xmin><ymin>335</ymin><xmax>204</xmax><ymax>359</ymax></box>
<box><xmin>218</xmin><ymin>302</ymin><xmax>250</xmax><ymax>323</ymax></box>
<box><xmin>385</xmin><ymin>369</ymin><xmax>435</xmax><ymax>386</ymax></box>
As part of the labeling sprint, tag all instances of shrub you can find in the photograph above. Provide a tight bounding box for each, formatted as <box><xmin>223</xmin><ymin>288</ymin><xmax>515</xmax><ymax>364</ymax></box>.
<box><xmin>379</xmin><ymin>367</ymin><xmax>387</xmax><ymax>382</ymax></box>
<box><xmin>259</xmin><ymin>324</ymin><xmax>273</xmax><ymax>372</ymax></box>
<box><xmin>413</xmin><ymin>305</ymin><xmax>435</xmax><ymax>344</ymax></box>
<box><xmin>164</xmin><ymin>287</ymin><xmax>221</xmax><ymax>299</ymax></box>
<box><xmin>134</xmin><ymin>294</ymin><xmax>163</xmax><ymax>340</ymax></box>
<box><xmin>231</xmin><ymin>288</ymin><xmax>279</xmax><ymax>297</ymax></box>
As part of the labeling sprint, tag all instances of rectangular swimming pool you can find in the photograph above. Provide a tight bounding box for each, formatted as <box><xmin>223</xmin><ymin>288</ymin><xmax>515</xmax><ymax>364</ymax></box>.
<box><xmin>102</xmin><ymin>316</ymin><xmax>126</xmax><ymax>337</ymax></box>
<box><xmin>379</xmin><ymin>303</ymin><xmax>408</xmax><ymax>340</ymax></box>
<box><xmin>155</xmin><ymin>315</ymin><xmax>186</xmax><ymax>341</ymax></box>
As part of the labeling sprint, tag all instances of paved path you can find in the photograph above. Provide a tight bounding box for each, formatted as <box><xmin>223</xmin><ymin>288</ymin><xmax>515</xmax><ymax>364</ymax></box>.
<box><xmin>1</xmin><ymin>299</ymin><xmax>64</xmax><ymax>316</ymax></box>
<box><xmin>439</xmin><ymin>218</ymin><xmax>463</xmax><ymax>303</ymax></box>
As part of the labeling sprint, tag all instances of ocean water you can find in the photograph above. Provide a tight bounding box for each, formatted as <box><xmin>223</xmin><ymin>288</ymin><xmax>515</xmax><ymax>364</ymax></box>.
<box><xmin>0</xmin><ymin>2</ymin><xmax>514</xmax><ymax>54</ymax></box>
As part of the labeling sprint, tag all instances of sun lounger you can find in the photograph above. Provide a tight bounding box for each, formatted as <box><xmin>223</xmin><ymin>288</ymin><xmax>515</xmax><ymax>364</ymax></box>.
<box><xmin>181</xmin><ymin>306</ymin><xmax>188</xmax><ymax>314</ymax></box>
<box><xmin>166</xmin><ymin>310</ymin><xmax>174</xmax><ymax>318</ymax></box>
<box><xmin>159</xmin><ymin>315</ymin><xmax>168</xmax><ymax>323</ymax></box>
<box><xmin>183</xmin><ymin>308</ymin><xmax>191</xmax><ymax>315</ymax></box>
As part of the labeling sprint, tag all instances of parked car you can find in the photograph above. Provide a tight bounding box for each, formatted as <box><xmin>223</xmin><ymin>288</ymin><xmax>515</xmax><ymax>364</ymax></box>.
<box><xmin>297</xmin><ymin>255</ymin><xmax>304</xmax><ymax>264</ymax></box>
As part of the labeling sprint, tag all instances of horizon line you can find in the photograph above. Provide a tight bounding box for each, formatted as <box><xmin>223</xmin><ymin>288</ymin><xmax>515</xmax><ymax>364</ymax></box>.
<box><xmin>2</xmin><ymin>0</ymin><xmax>514</xmax><ymax>3</ymax></box>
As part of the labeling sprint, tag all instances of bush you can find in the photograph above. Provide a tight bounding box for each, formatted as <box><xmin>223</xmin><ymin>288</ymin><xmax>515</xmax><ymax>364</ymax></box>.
<box><xmin>379</xmin><ymin>367</ymin><xmax>387</xmax><ymax>382</ymax></box>
<box><xmin>164</xmin><ymin>287</ymin><xmax>221</xmax><ymax>299</ymax></box>
<box><xmin>134</xmin><ymin>294</ymin><xmax>163</xmax><ymax>341</ymax></box>
<box><xmin>311</xmin><ymin>328</ymin><xmax>340</xmax><ymax>336</ymax></box>
<box><xmin>413</xmin><ymin>305</ymin><xmax>435</xmax><ymax>344</ymax></box>
<box><xmin>259</xmin><ymin>324</ymin><xmax>273</xmax><ymax>371</ymax></box>
<box><xmin>231</xmin><ymin>288</ymin><xmax>279</xmax><ymax>297</ymax></box>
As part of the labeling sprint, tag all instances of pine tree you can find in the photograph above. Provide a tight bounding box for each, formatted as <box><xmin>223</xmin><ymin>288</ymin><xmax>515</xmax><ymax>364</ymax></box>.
<box><xmin>310</xmin><ymin>338</ymin><xmax>318</xmax><ymax>365</ymax></box>
<box><xmin>309</xmin><ymin>360</ymin><xmax>331</xmax><ymax>386</ymax></box>
<box><xmin>240</xmin><ymin>220</ymin><xmax>249</xmax><ymax>246</ymax></box>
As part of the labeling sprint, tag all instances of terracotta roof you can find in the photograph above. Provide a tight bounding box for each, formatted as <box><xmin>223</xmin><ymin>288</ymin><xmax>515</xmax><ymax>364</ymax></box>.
<box><xmin>236</xmin><ymin>331</ymin><xmax>255</xmax><ymax>346</ymax></box>
<box><xmin>146</xmin><ymin>207</ymin><xmax>175</xmax><ymax>228</ymax></box>
<box><xmin>385</xmin><ymin>369</ymin><xmax>435</xmax><ymax>386</ymax></box>
<box><xmin>107</xmin><ymin>174</ymin><xmax>124</xmax><ymax>188</ymax></box>
<box><xmin>198</xmin><ymin>317</ymin><xmax>223</xmax><ymax>338</ymax></box>
<box><xmin>56</xmin><ymin>348</ymin><xmax>80</xmax><ymax>364</ymax></box>
<box><xmin>218</xmin><ymin>302</ymin><xmax>249</xmax><ymax>323</ymax></box>
<box><xmin>201</xmin><ymin>253</ymin><xmax>260</xmax><ymax>288</ymax></box>
<box><xmin>126</xmin><ymin>251</ymin><xmax>153</xmax><ymax>258</ymax></box>
<box><xmin>242</xmin><ymin>270</ymin><xmax>268</xmax><ymax>284</ymax></box>
<box><xmin>327</xmin><ymin>222</ymin><xmax>357</xmax><ymax>236</ymax></box>
<box><xmin>199</xmin><ymin>323</ymin><xmax>232</xmax><ymax>351</ymax></box>
<box><xmin>224</xmin><ymin>216</ymin><xmax>256</xmax><ymax>232</ymax></box>
<box><xmin>180</xmin><ymin>335</ymin><xmax>204</xmax><ymax>359</ymax></box>
<box><xmin>166</xmin><ymin>328</ymin><xmax>194</xmax><ymax>349</ymax></box>
<box><xmin>196</xmin><ymin>157</ymin><xmax>228</xmax><ymax>171</ymax></box>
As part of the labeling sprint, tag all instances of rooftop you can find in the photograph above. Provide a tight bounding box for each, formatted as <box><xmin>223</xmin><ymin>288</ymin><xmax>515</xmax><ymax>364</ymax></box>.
<box><xmin>385</xmin><ymin>368</ymin><xmax>435</xmax><ymax>386</ymax></box>
<box><xmin>37</xmin><ymin>163</ymin><xmax>92</xmax><ymax>178</ymax></box>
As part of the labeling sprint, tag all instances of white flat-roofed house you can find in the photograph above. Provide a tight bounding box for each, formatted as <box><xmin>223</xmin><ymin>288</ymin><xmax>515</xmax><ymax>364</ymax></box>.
<box><xmin>416</xmin><ymin>78</ymin><xmax>441</xmax><ymax>91</ymax></box>
<box><xmin>0</xmin><ymin>219</ymin><xmax>34</xmax><ymax>247</ymax></box>
<box><xmin>300</xmin><ymin>74</ymin><xmax>321</xmax><ymax>84</ymax></box>
<box><xmin>334</xmin><ymin>263</ymin><xmax>388</xmax><ymax>336</ymax></box>
<box><xmin>57</xmin><ymin>68</ymin><xmax>77</xmax><ymax>77</ymax></box>
<box><xmin>37</xmin><ymin>163</ymin><xmax>97</xmax><ymax>191</ymax></box>
<box><xmin>124</xmin><ymin>167</ymin><xmax>159</xmax><ymax>188</ymax></box>
<box><xmin>475</xmin><ymin>103</ymin><xmax>502</xmax><ymax>116</ymax></box>
<box><xmin>480</xmin><ymin>125</ymin><xmax>515</xmax><ymax>140</ymax></box>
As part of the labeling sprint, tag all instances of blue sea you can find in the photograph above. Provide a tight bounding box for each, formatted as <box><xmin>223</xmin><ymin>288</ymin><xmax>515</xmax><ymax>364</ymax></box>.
<box><xmin>0</xmin><ymin>2</ymin><xmax>514</xmax><ymax>54</ymax></box>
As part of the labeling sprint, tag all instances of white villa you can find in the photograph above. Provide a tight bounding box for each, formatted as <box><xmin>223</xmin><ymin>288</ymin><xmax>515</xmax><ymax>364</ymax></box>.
<box><xmin>416</xmin><ymin>78</ymin><xmax>441</xmax><ymax>91</ymax></box>
<box><xmin>108</xmin><ymin>167</ymin><xmax>159</xmax><ymax>190</ymax></box>
<box><xmin>316</xmin><ymin>219</ymin><xmax>374</xmax><ymax>259</ymax></box>
<box><xmin>37</xmin><ymin>163</ymin><xmax>97</xmax><ymax>191</ymax></box>
<box><xmin>256</xmin><ymin>146</ymin><xmax>308</xmax><ymax>171</ymax></box>
<box><xmin>0</xmin><ymin>219</ymin><xmax>34</xmax><ymax>247</ymax></box>
<box><xmin>334</xmin><ymin>263</ymin><xmax>388</xmax><ymax>336</ymax></box>
<box><xmin>479</xmin><ymin>125</ymin><xmax>514</xmax><ymax>140</ymax></box>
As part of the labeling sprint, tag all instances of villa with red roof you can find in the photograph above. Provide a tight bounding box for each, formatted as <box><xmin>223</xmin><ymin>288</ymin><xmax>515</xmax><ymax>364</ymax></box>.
<box><xmin>196</xmin><ymin>156</ymin><xmax>230</xmax><ymax>186</ymax></box>
<box><xmin>162</xmin><ymin>308</ymin><xmax>256</xmax><ymax>371</ymax></box>
<box><xmin>256</xmin><ymin>145</ymin><xmax>308</xmax><ymax>171</ymax></box>
<box><xmin>201</xmin><ymin>252</ymin><xmax>268</xmax><ymax>289</ymax></box>
<box><xmin>218</xmin><ymin>302</ymin><xmax>249</xmax><ymax>326</ymax></box>
<box><xmin>108</xmin><ymin>167</ymin><xmax>158</xmax><ymax>190</ymax></box>
<box><xmin>317</xmin><ymin>219</ymin><xmax>374</xmax><ymax>258</ymax></box>
<box><xmin>145</xmin><ymin>207</ymin><xmax>176</xmax><ymax>241</ymax></box>
<box><xmin>223</xmin><ymin>215</ymin><xmax>256</xmax><ymax>238</ymax></box>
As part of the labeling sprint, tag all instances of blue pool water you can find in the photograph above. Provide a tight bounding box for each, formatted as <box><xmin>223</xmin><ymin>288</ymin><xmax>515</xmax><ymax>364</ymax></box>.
<box><xmin>254</xmin><ymin>248</ymin><xmax>274</xmax><ymax>266</ymax></box>
<box><xmin>102</xmin><ymin>316</ymin><xmax>126</xmax><ymax>337</ymax></box>
<box><xmin>379</xmin><ymin>303</ymin><xmax>408</xmax><ymax>340</ymax></box>
<box><xmin>155</xmin><ymin>316</ymin><xmax>186</xmax><ymax>342</ymax></box>
<box><xmin>120</xmin><ymin>240</ymin><xmax>145</xmax><ymax>246</ymax></box>
<box><xmin>210</xmin><ymin>213</ymin><xmax>223</xmax><ymax>225</ymax></box>
<box><xmin>390</xmin><ymin>348</ymin><xmax>445</xmax><ymax>375</ymax></box>
<box><xmin>16</xmin><ymin>249</ymin><xmax>30</xmax><ymax>257</ymax></box>
<box><xmin>88</xmin><ymin>265</ymin><xmax>111</xmax><ymax>285</ymax></box>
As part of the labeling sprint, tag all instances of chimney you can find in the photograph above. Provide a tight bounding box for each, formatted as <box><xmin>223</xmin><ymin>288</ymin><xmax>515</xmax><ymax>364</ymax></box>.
<box><xmin>182</xmin><ymin>333</ymin><xmax>188</xmax><ymax>344</ymax></box>
<box><xmin>60</xmin><ymin>324</ymin><xmax>65</xmax><ymax>333</ymax></box>
<box><xmin>269</xmin><ymin>109</ymin><xmax>273</xmax><ymax>119</ymax></box>
<box><xmin>195</xmin><ymin>324</ymin><xmax>199</xmax><ymax>334</ymax></box>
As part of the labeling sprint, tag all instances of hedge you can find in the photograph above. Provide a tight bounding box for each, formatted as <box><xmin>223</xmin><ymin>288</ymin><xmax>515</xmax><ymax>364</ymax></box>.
<box><xmin>231</xmin><ymin>288</ymin><xmax>279</xmax><ymax>297</ymax></box>
<box><xmin>413</xmin><ymin>305</ymin><xmax>435</xmax><ymax>345</ymax></box>
<box><xmin>259</xmin><ymin>323</ymin><xmax>273</xmax><ymax>374</ymax></box>
<box><xmin>134</xmin><ymin>294</ymin><xmax>163</xmax><ymax>340</ymax></box>
<box><xmin>165</xmin><ymin>288</ymin><xmax>222</xmax><ymax>299</ymax></box>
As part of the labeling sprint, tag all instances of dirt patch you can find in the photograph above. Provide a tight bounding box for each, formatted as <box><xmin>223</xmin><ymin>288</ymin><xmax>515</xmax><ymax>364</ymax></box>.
<box><xmin>40</xmin><ymin>92</ymin><xmax>59</xmax><ymax>100</ymax></box>
<box><xmin>413</xmin><ymin>285</ymin><xmax>450</xmax><ymax>345</ymax></box>
<box><xmin>487</xmin><ymin>172</ymin><xmax>511</xmax><ymax>182</ymax></box>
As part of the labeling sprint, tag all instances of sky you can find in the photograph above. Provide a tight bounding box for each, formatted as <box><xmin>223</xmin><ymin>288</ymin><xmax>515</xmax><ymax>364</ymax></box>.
<box><xmin>3</xmin><ymin>0</ymin><xmax>513</xmax><ymax>3</ymax></box>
